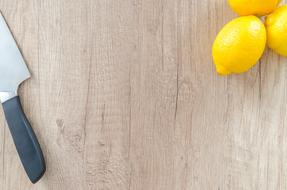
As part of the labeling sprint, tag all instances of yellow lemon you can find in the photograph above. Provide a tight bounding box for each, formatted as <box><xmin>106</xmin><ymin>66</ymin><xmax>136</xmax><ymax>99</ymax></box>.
<box><xmin>212</xmin><ymin>16</ymin><xmax>266</xmax><ymax>75</ymax></box>
<box><xmin>228</xmin><ymin>0</ymin><xmax>281</xmax><ymax>16</ymax></box>
<box><xmin>265</xmin><ymin>5</ymin><xmax>287</xmax><ymax>57</ymax></box>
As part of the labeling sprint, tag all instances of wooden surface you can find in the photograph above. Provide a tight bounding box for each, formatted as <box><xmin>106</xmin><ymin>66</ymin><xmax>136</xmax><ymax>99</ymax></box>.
<box><xmin>0</xmin><ymin>0</ymin><xmax>286</xmax><ymax>189</ymax></box>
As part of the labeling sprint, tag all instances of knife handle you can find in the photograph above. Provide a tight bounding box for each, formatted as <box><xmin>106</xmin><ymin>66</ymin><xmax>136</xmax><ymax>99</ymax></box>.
<box><xmin>2</xmin><ymin>96</ymin><xmax>46</xmax><ymax>183</ymax></box>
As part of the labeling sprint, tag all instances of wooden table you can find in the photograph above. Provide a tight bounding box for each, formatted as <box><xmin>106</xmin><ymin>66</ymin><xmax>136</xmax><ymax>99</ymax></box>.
<box><xmin>0</xmin><ymin>0</ymin><xmax>286</xmax><ymax>189</ymax></box>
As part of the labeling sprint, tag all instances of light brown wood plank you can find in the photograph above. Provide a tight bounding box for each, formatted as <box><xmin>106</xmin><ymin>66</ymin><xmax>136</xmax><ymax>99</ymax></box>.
<box><xmin>0</xmin><ymin>0</ymin><xmax>286</xmax><ymax>189</ymax></box>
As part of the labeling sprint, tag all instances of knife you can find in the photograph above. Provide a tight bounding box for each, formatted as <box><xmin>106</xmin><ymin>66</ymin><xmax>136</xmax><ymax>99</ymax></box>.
<box><xmin>0</xmin><ymin>12</ymin><xmax>45</xmax><ymax>183</ymax></box>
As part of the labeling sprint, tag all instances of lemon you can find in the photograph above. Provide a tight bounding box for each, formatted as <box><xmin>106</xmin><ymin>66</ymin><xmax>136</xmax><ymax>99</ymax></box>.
<box><xmin>228</xmin><ymin>0</ymin><xmax>281</xmax><ymax>16</ymax></box>
<box><xmin>265</xmin><ymin>5</ymin><xmax>287</xmax><ymax>57</ymax></box>
<box><xmin>212</xmin><ymin>16</ymin><xmax>266</xmax><ymax>75</ymax></box>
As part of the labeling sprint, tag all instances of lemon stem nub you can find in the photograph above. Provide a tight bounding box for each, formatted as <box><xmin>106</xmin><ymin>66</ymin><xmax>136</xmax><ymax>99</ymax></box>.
<box><xmin>216</xmin><ymin>65</ymin><xmax>231</xmax><ymax>75</ymax></box>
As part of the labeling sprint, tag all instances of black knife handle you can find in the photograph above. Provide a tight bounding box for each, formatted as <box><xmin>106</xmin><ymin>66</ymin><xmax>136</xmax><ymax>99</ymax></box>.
<box><xmin>2</xmin><ymin>96</ymin><xmax>45</xmax><ymax>183</ymax></box>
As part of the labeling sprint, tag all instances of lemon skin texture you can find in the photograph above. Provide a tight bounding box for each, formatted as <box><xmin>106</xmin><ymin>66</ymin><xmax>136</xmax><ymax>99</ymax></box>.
<box><xmin>228</xmin><ymin>0</ymin><xmax>281</xmax><ymax>16</ymax></box>
<box><xmin>212</xmin><ymin>16</ymin><xmax>266</xmax><ymax>75</ymax></box>
<box><xmin>265</xmin><ymin>5</ymin><xmax>287</xmax><ymax>57</ymax></box>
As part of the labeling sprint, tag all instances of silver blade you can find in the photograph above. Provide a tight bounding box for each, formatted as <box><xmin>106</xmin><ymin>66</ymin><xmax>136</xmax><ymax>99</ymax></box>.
<box><xmin>0</xmin><ymin>12</ymin><xmax>30</xmax><ymax>92</ymax></box>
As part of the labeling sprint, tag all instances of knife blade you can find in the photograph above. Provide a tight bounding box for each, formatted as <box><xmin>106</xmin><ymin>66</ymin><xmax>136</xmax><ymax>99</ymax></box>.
<box><xmin>0</xmin><ymin>12</ymin><xmax>45</xmax><ymax>183</ymax></box>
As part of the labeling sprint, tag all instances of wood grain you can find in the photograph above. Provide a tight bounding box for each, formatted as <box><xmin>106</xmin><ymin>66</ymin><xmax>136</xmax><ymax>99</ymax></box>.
<box><xmin>0</xmin><ymin>0</ymin><xmax>286</xmax><ymax>189</ymax></box>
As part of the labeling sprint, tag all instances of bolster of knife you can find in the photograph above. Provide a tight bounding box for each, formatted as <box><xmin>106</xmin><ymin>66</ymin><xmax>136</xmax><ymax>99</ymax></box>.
<box><xmin>2</xmin><ymin>96</ymin><xmax>46</xmax><ymax>183</ymax></box>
